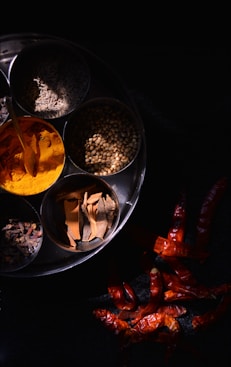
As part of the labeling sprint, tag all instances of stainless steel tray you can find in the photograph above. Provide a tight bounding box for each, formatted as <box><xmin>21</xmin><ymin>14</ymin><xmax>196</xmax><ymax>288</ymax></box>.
<box><xmin>0</xmin><ymin>33</ymin><xmax>146</xmax><ymax>277</ymax></box>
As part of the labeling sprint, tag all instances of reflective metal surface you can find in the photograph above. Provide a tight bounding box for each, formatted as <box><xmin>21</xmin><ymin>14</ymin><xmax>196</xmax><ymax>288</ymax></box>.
<box><xmin>0</xmin><ymin>33</ymin><xmax>146</xmax><ymax>277</ymax></box>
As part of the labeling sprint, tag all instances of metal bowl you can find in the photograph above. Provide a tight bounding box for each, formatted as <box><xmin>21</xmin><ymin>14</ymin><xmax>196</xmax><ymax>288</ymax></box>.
<box><xmin>0</xmin><ymin>115</ymin><xmax>65</xmax><ymax>196</ymax></box>
<box><xmin>0</xmin><ymin>68</ymin><xmax>10</xmax><ymax>125</ymax></box>
<box><xmin>0</xmin><ymin>193</ymin><xmax>43</xmax><ymax>273</ymax></box>
<box><xmin>63</xmin><ymin>97</ymin><xmax>143</xmax><ymax>176</ymax></box>
<box><xmin>40</xmin><ymin>173</ymin><xmax>120</xmax><ymax>253</ymax></box>
<box><xmin>8</xmin><ymin>39</ymin><xmax>90</xmax><ymax>120</ymax></box>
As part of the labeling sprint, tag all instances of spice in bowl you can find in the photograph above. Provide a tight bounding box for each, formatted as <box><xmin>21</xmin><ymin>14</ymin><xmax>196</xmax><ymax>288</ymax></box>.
<box><xmin>0</xmin><ymin>116</ymin><xmax>65</xmax><ymax>196</ymax></box>
<box><xmin>8</xmin><ymin>39</ymin><xmax>90</xmax><ymax>120</ymax></box>
<box><xmin>40</xmin><ymin>173</ymin><xmax>120</xmax><ymax>252</ymax></box>
<box><xmin>0</xmin><ymin>68</ymin><xmax>10</xmax><ymax>125</ymax></box>
<box><xmin>63</xmin><ymin>98</ymin><xmax>142</xmax><ymax>176</ymax></box>
<box><xmin>0</xmin><ymin>97</ymin><xmax>8</xmax><ymax>125</ymax></box>
<box><xmin>0</xmin><ymin>193</ymin><xmax>43</xmax><ymax>273</ymax></box>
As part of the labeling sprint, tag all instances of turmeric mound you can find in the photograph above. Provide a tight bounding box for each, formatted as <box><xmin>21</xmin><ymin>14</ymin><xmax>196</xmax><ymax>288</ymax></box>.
<box><xmin>0</xmin><ymin>116</ymin><xmax>65</xmax><ymax>195</ymax></box>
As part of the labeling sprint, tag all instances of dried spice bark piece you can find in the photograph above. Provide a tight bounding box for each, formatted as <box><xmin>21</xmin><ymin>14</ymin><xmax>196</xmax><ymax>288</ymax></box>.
<box><xmin>81</xmin><ymin>191</ymin><xmax>92</xmax><ymax>242</ymax></box>
<box><xmin>59</xmin><ymin>189</ymin><xmax>117</xmax><ymax>245</ymax></box>
<box><xmin>104</xmin><ymin>194</ymin><xmax>117</xmax><ymax>228</ymax></box>
<box><xmin>64</xmin><ymin>198</ymin><xmax>82</xmax><ymax>244</ymax></box>
<box><xmin>95</xmin><ymin>197</ymin><xmax>108</xmax><ymax>239</ymax></box>
<box><xmin>86</xmin><ymin>201</ymin><xmax>98</xmax><ymax>241</ymax></box>
<box><xmin>0</xmin><ymin>218</ymin><xmax>42</xmax><ymax>266</ymax></box>
<box><xmin>86</xmin><ymin>192</ymin><xmax>102</xmax><ymax>204</ymax></box>
<box><xmin>56</xmin><ymin>184</ymin><xmax>97</xmax><ymax>202</ymax></box>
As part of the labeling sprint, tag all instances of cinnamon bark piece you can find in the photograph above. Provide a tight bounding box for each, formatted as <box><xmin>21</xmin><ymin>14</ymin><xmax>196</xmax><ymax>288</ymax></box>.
<box><xmin>104</xmin><ymin>194</ymin><xmax>117</xmax><ymax>228</ymax></box>
<box><xmin>87</xmin><ymin>202</ymin><xmax>98</xmax><ymax>241</ymax></box>
<box><xmin>95</xmin><ymin>196</ymin><xmax>108</xmax><ymax>239</ymax></box>
<box><xmin>81</xmin><ymin>191</ymin><xmax>117</xmax><ymax>242</ymax></box>
<box><xmin>64</xmin><ymin>198</ymin><xmax>82</xmax><ymax>242</ymax></box>
<box><xmin>81</xmin><ymin>191</ymin><xmax>91</xmax><ymax>241</ymax></box>
<box><xmin>86</xmin><ymin>192</ymin><xmax>103</xmax><ymax>204</ymax></box>
<box><xmin>66</xmin><ymin>231</ymin><xmax>78</xmax><ymax>249</ymax></box>
<box><xmin>56</xmin><ymin>184</ymin><xmax>97</xmax><ymax>202</ymax></box>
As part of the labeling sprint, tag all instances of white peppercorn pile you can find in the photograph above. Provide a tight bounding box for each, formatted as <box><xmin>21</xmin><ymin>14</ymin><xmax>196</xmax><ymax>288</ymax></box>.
<box><xmin>67</xmin><ymin>103</ymin><xmax>141</xmax><ymax>175</ymax></box>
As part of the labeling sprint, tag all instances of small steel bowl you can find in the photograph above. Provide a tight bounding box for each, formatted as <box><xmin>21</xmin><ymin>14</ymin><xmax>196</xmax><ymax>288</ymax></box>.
<box><xmin>0</xmin><ymin>193</ymin><xmax>43</xmax><ymax>273</ymax></box>
<box><xmin>63</xmin><ymin>97</ymin><xmax>143</xmax><ymax>176</ymax></box>
<box><xmin>0</xmin><ymin>115</ymin><xmax>65</xmax><ymax>196</ymax></box>
<box><xmin>40</xmin><ymin>173</ymin><xmax>120</xmax><ymax>252</ymax></box>
<box><xmin>0</xmin><ymin>68</ymin><xmax>10</xmax><ymax>125</ymax></box>
<box><xmin>8</xmin><ymin>39</ymin><xmax>90</xmax><ymax>120</ymax></box>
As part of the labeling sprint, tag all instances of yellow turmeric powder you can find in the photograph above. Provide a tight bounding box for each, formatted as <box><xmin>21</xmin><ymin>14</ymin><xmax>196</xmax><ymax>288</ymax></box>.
<box><xmin>0</xmin><ymin>116</ymin><xmax>65</xmax><ymax>195</ymax></box>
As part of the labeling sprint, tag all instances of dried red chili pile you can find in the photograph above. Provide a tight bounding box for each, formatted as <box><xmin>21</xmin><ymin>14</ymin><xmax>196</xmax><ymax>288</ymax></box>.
<box><xmin>92</xmin><ymin>176</ymin><xmax>231</xmax><ymax>362</ymax></box>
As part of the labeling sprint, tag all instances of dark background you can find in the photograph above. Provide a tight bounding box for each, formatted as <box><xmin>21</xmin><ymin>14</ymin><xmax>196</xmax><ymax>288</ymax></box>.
<box><xmin>0</xmin><ymin>9</ymin><xmax>231</xmax><ymax>367</ymax></box>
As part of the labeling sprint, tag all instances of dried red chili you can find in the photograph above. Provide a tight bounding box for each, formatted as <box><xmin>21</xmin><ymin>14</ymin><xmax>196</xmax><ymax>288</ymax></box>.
<box><xmin>92</xmin><ymin>176</ymin><xmax>231</xmax><ymax>363</ymax></box>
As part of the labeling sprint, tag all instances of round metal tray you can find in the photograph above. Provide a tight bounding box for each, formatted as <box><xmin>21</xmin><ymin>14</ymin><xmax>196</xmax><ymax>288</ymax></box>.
<box><xmin>0</xmin><ymin>33</ymin><xmax>146</xmax><ymax>277</ymax></box>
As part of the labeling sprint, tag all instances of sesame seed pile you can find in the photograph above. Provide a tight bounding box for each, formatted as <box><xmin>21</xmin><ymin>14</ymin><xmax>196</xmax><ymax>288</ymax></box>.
<box><xmin>68</xmin><ymin>103</ymin><xmax>141</xmax><ymax>175</ymax></box>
